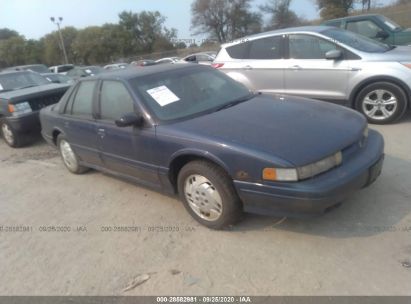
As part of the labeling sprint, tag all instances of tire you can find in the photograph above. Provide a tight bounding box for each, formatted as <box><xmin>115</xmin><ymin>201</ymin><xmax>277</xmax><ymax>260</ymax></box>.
<box><xmin>57</xmin><ymin>134</ymin><xmax>88</xmax><ymax>174</ymax></box>
<box><xmin>177</xmin><ymin>160</ymin><xmax>243</xmax><ymax>229</ymax></box>
<box><xmin>1</xmin><ymin>121</ymin><xmax>24</xmax><ymax>148</ymax></box>
<box><xmin>355</xmin><ymin>82</ymin><xmax>407</xmax><ymax>124</ymax></box>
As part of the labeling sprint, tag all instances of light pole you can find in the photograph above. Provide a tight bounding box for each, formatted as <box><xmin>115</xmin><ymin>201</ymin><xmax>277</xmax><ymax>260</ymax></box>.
<box><xmin>50</xmin><ymin>17</ymin><xmax>69</xmax><ymax>64</ymax></box>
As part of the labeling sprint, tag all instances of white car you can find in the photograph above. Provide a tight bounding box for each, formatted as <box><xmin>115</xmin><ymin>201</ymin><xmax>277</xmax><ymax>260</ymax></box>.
<box><xmin>49</xmin><ymin>64</ymin><xmax>74</xmax><ymax>75</ymax></box>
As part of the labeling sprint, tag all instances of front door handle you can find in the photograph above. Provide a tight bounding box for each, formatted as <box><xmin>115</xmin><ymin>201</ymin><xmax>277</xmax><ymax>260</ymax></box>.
<box><xmin>242</xmin><ymin>65</ymin><xmax>253</xmax><ymax>70</ymax></box>
<box><xmin>98</xmin><ymin>128</ymin><xmax>105</xmax><ymax>138</ymax></box>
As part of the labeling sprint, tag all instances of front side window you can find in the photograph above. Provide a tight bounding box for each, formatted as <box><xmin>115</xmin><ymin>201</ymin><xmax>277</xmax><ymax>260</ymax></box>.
<box><xmin>289</xmin><ymin>34</ymin><xmax>338</xmax><ymax>59</ymax></box>
<box><xmin>248</xmin><ymin>36</ymin><xmax>283</xmax><ymax>59</ymax></box>
<box><xmin>100</xmin><ymin>81</ymin><xmax>135</xmax><ymax>121</ymax></box>
<box><xmin>347</xmin><ymin>20</ymin><xmax>382</xmax><ymax>39</ymax></box>
<box><xmin>71</xmin><ymin>81</ymin><xmax>96</xmax><ymax>117</ymax></box>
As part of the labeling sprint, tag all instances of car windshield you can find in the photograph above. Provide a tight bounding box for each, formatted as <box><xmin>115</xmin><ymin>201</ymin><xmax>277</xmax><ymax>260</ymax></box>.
<box><xmin>322</xmin><ymin>28</ymin><xmax>392</xmax><ymax>53</ymax></box>
<box><xmin>130</xmin><ymin>67</ymin><xmax>252</xmax><ymax>122</ymax></box>
<box><xmin>0</xmin><ymin>72</ymin><xmax>50</xmax><ymax>92</ymax></box>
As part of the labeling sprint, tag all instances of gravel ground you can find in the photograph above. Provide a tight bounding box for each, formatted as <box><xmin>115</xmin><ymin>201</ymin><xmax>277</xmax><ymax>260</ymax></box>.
<box><xmin>0</xmin><ymin>114</ymin><xmax>410</xmax><ymax>296</ymax></box>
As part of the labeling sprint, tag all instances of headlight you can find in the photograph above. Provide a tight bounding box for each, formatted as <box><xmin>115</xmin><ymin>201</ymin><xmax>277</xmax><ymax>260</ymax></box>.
<box><xmin>263</xmin><ymin>168</ymin><xmax>298</xmax><ymax>181</ymax></box>
<box><xmin>8</xmin><ymin>101</ymin><xmax>32</xmax><ymax>116</ymax></box>
<box><xmin>263</xmin><ymin>151</ymin><xmax>342</xmax><ymax>182</ymax></box>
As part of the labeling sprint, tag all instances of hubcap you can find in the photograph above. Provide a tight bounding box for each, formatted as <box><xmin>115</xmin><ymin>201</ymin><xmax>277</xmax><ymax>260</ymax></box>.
<box><xmin>1</xmin><ymin>123</ymin><xmax>14</xmax><ymax>145</ymax></box>
<box><xmin>184</xmin><ymin>174</ymin><xmax>223</xmax><ymax>222</ymax></box>
<box><xmin>362</xmin><ymin>89</ymin><xmax>398</xmax><ymax>121</ymax></box>
<box><xmin>60</xmin><ymin>140</ymin><xmax>78</xmax><ymax>171</ymax></box>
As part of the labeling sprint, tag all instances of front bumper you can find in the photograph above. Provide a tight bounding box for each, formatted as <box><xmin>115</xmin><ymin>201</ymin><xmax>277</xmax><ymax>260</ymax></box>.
<box><xmin>234</xmin><ymin>130</ymin><xmax>384</xmax><ymax>217</ymax></box>
<box><xmin>5</xmin><ymin>112</ymin><xmax>40</xmax><ymax>133</ymax></box>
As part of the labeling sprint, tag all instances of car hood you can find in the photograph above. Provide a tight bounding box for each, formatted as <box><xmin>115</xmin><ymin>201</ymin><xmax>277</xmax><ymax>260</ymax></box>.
<box><xmin>164</xmin><ymin>95</ymin><xmax>366</xmax><ymax>167</ymax></box>
<box><xmin>376</xmin><ymin>45</ymin><xmax>411</xmax><ymax>61</ymax></box>
<box><xmin>0</xmin><ymin>83</ymin><xmax>70</xmax><ymax>100</ymax></box>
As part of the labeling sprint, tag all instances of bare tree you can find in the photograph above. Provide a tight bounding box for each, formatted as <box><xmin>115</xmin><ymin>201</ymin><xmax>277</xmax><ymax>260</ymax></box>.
<box><xmin>260</xmin><ymin>0</ymin><xmax>302</xmax><ymax>30</ymax></box>
<box><xmin>191</xmin><ymin>0</ymin><xmax>262</xmax><ymax>43</ymax></box>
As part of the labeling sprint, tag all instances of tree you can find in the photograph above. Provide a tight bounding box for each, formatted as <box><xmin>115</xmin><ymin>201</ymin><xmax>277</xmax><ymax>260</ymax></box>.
<box><xmin>0</xmin><ymin>36</ymin><xmax>27</xmax><ymax>67</ymax></box>
<box><xmin>260</xmin><ymin>0</ymin><xmax>302</xmax><ymax>30</ymax></box>
<box><xmin>191</xmin><ymin>0</ymin><xmax>262</xmax><ymax>43</ymax></box>
<box><xmin>118</xmin><ymin>10</ymin><xmax>176</xmax><ymax>54</ymax></box>
<box><xmin>0</xmin><ymin>28</ymin><xmax>19</xmax><ymax>40</ymax></box>
<box><xmin>317</xmin><ymin>0</ymin><xmax>355</xmax><ymax>20</ymax></box>
<box><xmin>41</xmin><ymin>26</ymin><xmax>78</xmax><ymax>65</ymax></box>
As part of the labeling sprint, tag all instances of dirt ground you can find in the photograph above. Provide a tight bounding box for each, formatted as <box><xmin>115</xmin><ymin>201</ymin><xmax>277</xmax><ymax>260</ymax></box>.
<box><xmin>0</xmin><ymin>114</ymin><xmax>411</xmax><ymax>296</ymax></box>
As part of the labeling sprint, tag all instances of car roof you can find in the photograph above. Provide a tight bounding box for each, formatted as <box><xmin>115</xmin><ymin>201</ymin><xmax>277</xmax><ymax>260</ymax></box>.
<box><xmin>85</xmin><ymin>63</ymin><xmax>202</xmax><ymax>81</ymax></box>
<box><xmin>324</xmin><ymin>14</ymin><xmax>381</xmax><ymax>23</ymax></box>
<box><xmin>222</xmin><ymin>25</ymin><xmax>335</xmax><ymax>47</ymax></box>
<box><xmin>0</xmin><ymin>70</ymin><xmax>34</xmax><ymax>76</ymax></box>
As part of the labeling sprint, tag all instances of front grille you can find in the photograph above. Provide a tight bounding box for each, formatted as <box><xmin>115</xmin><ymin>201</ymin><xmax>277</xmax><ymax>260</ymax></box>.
<box><xmin>29</xmin><ymin>93</ymin><xmax>64</xmax><ymax>111</ymax></box>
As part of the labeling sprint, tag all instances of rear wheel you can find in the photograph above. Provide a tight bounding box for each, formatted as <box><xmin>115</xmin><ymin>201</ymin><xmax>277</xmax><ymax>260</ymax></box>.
<box><xmin>356</xmin><ymin>82</ymin><xmax>407</xmax><ymax>124</ymax></box>
<box><xmin>1</xmin><ymin>121</ymin><xmax>23</xmax><ymax>148</ymax></box>
<box><xmin>177</xmin><ymin>160</ymin><xmax>243</xmax><ymax>229</ymax></box>
<box><xmin>57</xmin><ymin>134</ymin><xmax>88</xmax><ymax>174</ymax></box>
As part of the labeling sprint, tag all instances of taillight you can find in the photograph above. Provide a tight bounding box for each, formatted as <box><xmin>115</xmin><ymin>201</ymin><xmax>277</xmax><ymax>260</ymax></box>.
<box><xmin>211</xmin><ymin>63</ymin><xmax>224</xmax><ymax>69</ymax></box>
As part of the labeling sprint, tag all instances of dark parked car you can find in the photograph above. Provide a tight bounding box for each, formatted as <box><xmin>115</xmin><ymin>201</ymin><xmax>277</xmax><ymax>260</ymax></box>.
<box><xmin>323</xmin><ymin>14</ymin><xmax>411</xmax><ymax>46</ymax></box>
<box><xmin>0</xmin><ymin>70</ymin><xmax>70</xmax><ymax>147</ymax></box>
<box><xmin>66</xmin><ymin>66</ymin><xmax>104</xmax><ymax>80</ymax></box>
<box><xmin>4</xmin><ymin>64</ymin><xmax>50</xmax><ymax>74</ymax></box>
<box><xmin>43</xmin><ymin>73</ymin><xmax>74</xmax><ymax>84</ymax></box>
<box><xmin>40</xmin><ymin>64</ymin><xmax>384</xmax><ymax>229</ymax></box>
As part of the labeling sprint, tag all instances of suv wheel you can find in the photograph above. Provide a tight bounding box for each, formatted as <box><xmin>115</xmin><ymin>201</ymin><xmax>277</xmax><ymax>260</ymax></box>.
<box><xmin>57</xmin><ymin>134</ymin><xmax>88</xmax><ymax>174</ymax></box>
<box><xmin>177</xmin><ymin>160</ymin><xmax>243</xmax><ymax>229</ymax></box>
<box><xmin>356</xmin><ymin>82</ymin><xmax>407</xmax><ymax>124</ymax></box>
<box><xmin>1</xmin><ymin>122</ymin><xmax>23</xmax><ymax>148</ymax></box>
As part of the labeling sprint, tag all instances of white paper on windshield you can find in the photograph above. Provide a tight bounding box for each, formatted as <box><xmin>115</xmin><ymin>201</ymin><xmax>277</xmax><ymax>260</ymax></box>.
<box><xmin>85</xmin><ymin>69</ymin><xmax>92</xmax><ymax>73</ymax></box>
<box><xmin>146</xmin><ymin>85</ymin><xmax>180</xmax><ymax>106</ymax></box>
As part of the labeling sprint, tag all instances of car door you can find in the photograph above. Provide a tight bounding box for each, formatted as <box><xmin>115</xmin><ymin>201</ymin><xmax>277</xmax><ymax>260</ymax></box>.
<box><xmin>62</xmin><ymin>80</ymin><xmax>102</xmax><ymax>166</ymax></box>
<box><xmin>95</xmin><ymin>80</ymin><xmax>160</xmax><ymax>188</ymax></box>
<box><xmin>223</xmin><ymin>35</ymin><xmax>286</xmax><ymax>94</ymax></box>
<box><xmin>284</xmin><ymin>34</ymin><xmax>351</xmax><ymax>103</ymax></box>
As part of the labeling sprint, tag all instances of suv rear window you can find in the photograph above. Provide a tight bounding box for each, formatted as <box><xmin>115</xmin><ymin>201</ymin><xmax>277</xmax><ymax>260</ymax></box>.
<box><xmin>226</xmin><ymin>42</ymin><xmax>250</xmax><ymax>59</ymax></box>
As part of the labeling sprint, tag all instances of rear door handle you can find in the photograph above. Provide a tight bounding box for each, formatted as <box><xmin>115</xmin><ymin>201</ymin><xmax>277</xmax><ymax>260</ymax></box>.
<box><xmin>290</xmin><ymin>65</ymin><xmax>302</xmax><ymax>70</ymax></box>
<box><xmin>242</xmin><ymin>65</ymin><xmax>253</xmax><ymax>70</ymax></box>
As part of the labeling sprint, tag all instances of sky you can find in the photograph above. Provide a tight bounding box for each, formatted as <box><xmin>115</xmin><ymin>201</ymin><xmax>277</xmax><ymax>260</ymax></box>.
<box><xmin>0</xmin><ymin>0</ymin><xmax>395</xmax><ymax>42</ymax></box>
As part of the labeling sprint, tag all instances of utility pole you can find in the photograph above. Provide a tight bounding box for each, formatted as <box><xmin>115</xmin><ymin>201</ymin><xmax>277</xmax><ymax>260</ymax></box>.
<box><xmin>50</xmin><ymin>17</ymin><xmax>69</xmax><ymax>64</ymax></box>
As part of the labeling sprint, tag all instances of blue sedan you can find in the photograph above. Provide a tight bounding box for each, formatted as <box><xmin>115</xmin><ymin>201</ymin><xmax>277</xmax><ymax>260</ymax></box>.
<box><xmin>40</xmin><ymin>64</ymin><xmax>384</xmax><ymax>229</ymax></box>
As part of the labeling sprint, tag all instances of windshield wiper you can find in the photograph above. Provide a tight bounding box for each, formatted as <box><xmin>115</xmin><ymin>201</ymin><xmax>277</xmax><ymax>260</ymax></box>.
<box><xmin>14</xmin><ymin>84</ymin><xmax>39</xmax><ymax>90</ymax></box>
<box><xmin>214</xmin><ymin>93</ymin><xmax>257</xmax><ymax>112</ymax></box>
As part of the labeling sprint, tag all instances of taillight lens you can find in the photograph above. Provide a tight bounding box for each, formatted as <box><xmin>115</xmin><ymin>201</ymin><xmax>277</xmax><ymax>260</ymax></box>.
<box><xmin>211</xmin><ymin>63</ymin><xmax>224</xmax><ymax>69</ymax></box>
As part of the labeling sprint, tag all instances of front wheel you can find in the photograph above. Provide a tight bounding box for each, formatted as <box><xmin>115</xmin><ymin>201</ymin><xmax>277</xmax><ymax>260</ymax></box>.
<box><xmin>177</xmin><ymin>160</ymin><xmax>243</xmax><ymax>229</ymax></box>
<box><xmin>57</xmin><ymin>134</ymin><xmax>88</xmax><ymax>174</ymax></box>
<box><xmin>355</xmin><ymin>82</ymin><xmax>407</xmax><ymax>124</ymax></box>
<box><xmin>1</xmin><ymin>121</ymin><xmax>23</xmax><ymax>148</ymax></box>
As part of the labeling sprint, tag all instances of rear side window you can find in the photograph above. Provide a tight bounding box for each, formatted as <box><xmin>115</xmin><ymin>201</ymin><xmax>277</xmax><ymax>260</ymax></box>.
<box><xmin>99</xmin><ymin>81</ymin><xmax>135</xmax><ymax>121</ymax></box>
<box><xmin>226</xmin><ymin>42</ymin><xmax>250</xmax><ymax>59</ymax></box>
<box><xmin>71</xmin><ymin>81</ymin><xmax>96</xmax><ymax>117</ymax></box>
<box><xmin>248</xmin><ymin>36</ymin><xmax>283</xmax><ymax>59</ymax></box>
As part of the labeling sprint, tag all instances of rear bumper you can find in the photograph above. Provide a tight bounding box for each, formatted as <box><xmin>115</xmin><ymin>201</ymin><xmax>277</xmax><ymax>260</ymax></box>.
<box><xmin>5</xmin><ymin>112</ymin><xmax>40</xmax><ymax>133</ymax></box>
<box><xmin>234</xmin><ymin>130</ymin><xmax>384</xmax><ymax>217</ymax></box>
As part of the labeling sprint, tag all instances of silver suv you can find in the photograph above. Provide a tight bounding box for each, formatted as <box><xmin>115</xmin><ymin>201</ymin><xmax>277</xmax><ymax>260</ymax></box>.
<box><xmin>213</xmin><ymin>26</ymin><xmax>411</xmax><ymax>124</ymax></box>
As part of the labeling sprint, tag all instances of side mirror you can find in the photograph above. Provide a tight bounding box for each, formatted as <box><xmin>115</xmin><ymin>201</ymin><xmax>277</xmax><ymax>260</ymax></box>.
<box><xmin>325</xmin><ymin>49</ymin><xmax>343</xmax><ymax>60</ymax></box>
<box><xmin>115</xmin><ymin>112</ymin><xmax>144</xmax><ymax>128</ymax></box>
<box><xmin>376</xmin><ymin>30</ymin><xmax>389</xmax><ymax>40</ymax></box>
